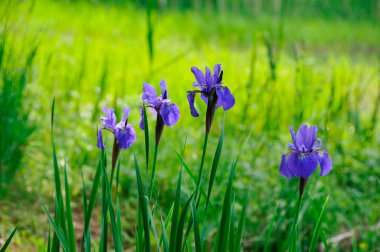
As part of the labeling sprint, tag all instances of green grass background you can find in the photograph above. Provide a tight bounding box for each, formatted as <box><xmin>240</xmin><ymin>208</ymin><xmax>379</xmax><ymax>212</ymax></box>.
<box><xmin>0</xmin><ymin>0</ymin><xmax>379</xmax><ymax>250</ymax></box>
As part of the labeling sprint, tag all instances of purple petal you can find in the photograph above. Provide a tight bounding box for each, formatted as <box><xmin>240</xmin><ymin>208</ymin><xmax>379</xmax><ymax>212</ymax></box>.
<box><xmin>101</xmin><ymin>106</ymin><xmax>116</xmax><ymax>129</ymax></box>
<box><xmin>295</xmin><ymin>124</ymin><xmax>317</xmax><ymax>151</ymax></box>
<box><xmin>142</xmin><ymin>82</ymin><xmax>157</xmax><ymax>103</ymax></box>
<box><xmin>191</xmin><ymin>66</ymin><xmax>205</xmax><ymax>86</ymax></box>
<box><xmin>201</xmin><ymin>93</ymin><xmax>208</xmax><ymax>105</ymax></box>
<box><xmin>115</xmin><ymin>124</ymin><xmax>136</xmax><ymax>149</ymax></box>
<box><xmin>216</xmin><ymin>86</ymin><xmax>235</xmax><ymax>110</ymax></box>
<box><xmin>205</xmin><ymin>66</ymin><xmax>214</xmax><ymax>90</ymax></box>
<box><xmin>160</xmin><ymin>79</ymin><xmax>167</xmax><ymax>98</ymax></box>
<box><xmin>289</xmin><ymin>127</ymin><xmax>297</xmax><ymax>149</ymax></box>
<box><xmin>317</xmin><ymin>151</ymin><xmax>332</xmax><ymax>176</ymax></box>
<box><xmin>160</xmin><ymin>101</ymin><xmax>180</xmax><ymax>126</ymax></box>
<box><xmin>213</xmin><ymin>64</ymin><xmax>221</xmax><ymax>82</ymax></box>
<box><xmin>121</xmin><ymin>106</ymin><xmax>130</xmax><ymax>124</ymax></box>
<box><xmin>279</xmin><ymin>154</ymin><xmax>294</xmax><ymax>178</ymax></box>
<box><xmin>287</xmin><ymin>152</ymin><xmax>319</xmax><ymax>179</ymax></box>
<box><xmin>97</xmin><ymin>129</ymin><xmax>105</xmax><ymax>150</ymax></box>
<box><xmin>139</xmin><ymin>106</ymin><xmax>145</xmax><ymax>130</ymax></box>
<box><xmin>187</xmin><ymin>92</ymin><xmax>199</xmax><ymax>117</ymax></box>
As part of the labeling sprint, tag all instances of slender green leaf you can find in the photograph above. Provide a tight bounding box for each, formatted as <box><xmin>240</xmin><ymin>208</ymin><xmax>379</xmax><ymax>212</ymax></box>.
<box><xmin>134</xmin><ymin>152</ymin><xmax>151</xmax><ymax>252</ymax></box>
<box><xmin>309</xmin><ymin>195</ymin><xmax>329</xmax><ymax>252</ymax></box>
<box><xmin>169</xmin><ymin>166</ymin><xmax>182</xmax><ymax>252</ymax></box>
<box><xmin>235</xmin><ymin>190</ymin><xmax>248</xmax><ymax>252</ymax></box>
<box><xmin>352</xmin><ymin>235</ymin><xmax>358</xmax><ymax>252</ymax></box>
<box><xmin>0</xmin><ymin>225</ymin><xmax>19</xmax><ymax>252</ymax></box>
<box><xmin>264</xmin><ymin>204</ymin><xmax>278</xmax><ymax>252</ymax></box>
<box><xmin>64</xmin><ymin>161</ymin><xmax>77</xmax><ymax>252</ymax></box>
<box><xmin>41</xmin><ymin>202</ymin><xmax>70</xmax><ymax>252</ymax></box>
<box><xmin>229</xmin><ymin>191</ymin><xmax>236</xmax><ymax>252</ymax></box>
<box><xmin>176</xmin><ymin>194</ymin><xmax>193</xmax><ymax>252</ymax></box>
<box><xmin>102</xmin><ymin>164</ymin><xmax>122</xmax><ymax>252</ymax></box>
<box><xmin>160</xmin><ymin>212</ymin><xmax>169</xmax><ymax>252</ymax></box>
<box><xmin>191</xmin><ymin>201</ymin><xmax>201</xmax><ymax>252</ymax></box>
<box><xmin>215</xmin><ymin>160</ymin><xmax>237</xmax><ymax>252</ymax></box>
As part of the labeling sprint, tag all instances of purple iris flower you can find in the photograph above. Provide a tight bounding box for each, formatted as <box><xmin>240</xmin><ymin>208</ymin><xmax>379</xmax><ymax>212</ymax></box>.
<box><xmin>139</xmin><ymin>80</ymin><xmax>180</xmax><ymax>145</ymax></box>
<box><xmin>97</xmin><ymin>106</ymin><xmax>136</xmax><ymax>150</ymax></box>
<box><xmin>280</xmin><ymin>124</ymin><xmax>332</xmax><ymax>179</ymax></box>
<box><xmin>187</xmin><ymin>64</ymin><xmax>235</xmax><ymax>133</ymax></box>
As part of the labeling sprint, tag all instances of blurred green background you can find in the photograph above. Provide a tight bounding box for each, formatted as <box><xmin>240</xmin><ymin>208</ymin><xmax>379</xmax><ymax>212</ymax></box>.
<box><xmin>0</xmin><ymin>0</ymin><xmax>379</xmax><ymax>250</ymax></box>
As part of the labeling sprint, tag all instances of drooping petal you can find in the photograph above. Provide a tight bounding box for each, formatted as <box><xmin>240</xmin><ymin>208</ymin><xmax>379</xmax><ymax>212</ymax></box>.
<box><xmin>215</xmin><ymin>86</ymin><xmax>235</xmax><ymax>110</ymax></box>
<box><xmin>160</xmin><ymin>79</ymin><xmax>168</xmax><ymax>98</ymax></box>
<box><xmin>317</xmin><ymin>151</ymin><xmax>332</xmax><ymax>176</ymax></box>
<box><xmin>187</xmin><ymin>92</ymin><xmax>199</xmax><ymax>117</ymax></box>
<box><xmin>213</xmin><ymin>64</ymin><xmax>221</xmax><ymax>82</ymax></box>
<box><xmin>97</xmin><ymin>128</ymin><xmax>105</xmax><ymax>150</ymax></box>
<box><xmin>191</xmin><ymin>66</ymin><xmax>205</xmax><ymax>86</ymax></box>
<box><xmin>160</xmin><ymin>101</ymin><xmax>180</xmax><ymax>126</ymax></box>
<box><xmin>279</xmin><ymin>154</ymin><xmax>294</xmax><ymax>178</ymax></box>
<box><xmin>139</xmin><ymin>106</ymin><xmax>145</xmax><ymax>130</ymax></box>
<box><xmin>287</xmin><ymin>152</ymin><xmax>319</xmax><ymax>179</ymax></box>
<box><xmin>142</xmin><ymin>82</ymin><xmax>157</xmax><ymax>103</ymax></box>
<box><xmin>115</xmin><ymin>124</ymin><xmax>136</xmax><ymax>149</ymax></box>
<box><xmin>101</xmin><ymin>106</ymin><xmax>116</xmax><ymax>129</ymax></box>
<box><xmin>120</xmin><ymin>106</ymin><xmax>130</xmax><ymax>125</ymax></box>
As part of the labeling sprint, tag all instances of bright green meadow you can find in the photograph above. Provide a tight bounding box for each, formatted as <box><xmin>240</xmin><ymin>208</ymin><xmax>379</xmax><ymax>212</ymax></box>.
<box><xmin>0</xmin><ymin>0</ymin><xmax>379</xmax><ymax>251</ymax></box>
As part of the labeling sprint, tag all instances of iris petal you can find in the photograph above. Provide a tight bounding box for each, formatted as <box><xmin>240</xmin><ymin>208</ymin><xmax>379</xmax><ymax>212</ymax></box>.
<box><xmin>191</xmin><ymin>66</ymin><xmax>205</xmax><ymax>86</ymax></box>
<box><xmin>142</xmin><ymin>82</ymin><xmax>157</xmax><ymax>103</ymax></box>
<box><xmin>295</xmin><ymin>124</ymin><xmax>317</xmax><ymax>151</ymax></box>
<box><xmin>279</xmin><ymin>154</ymin><xmax>294</xmax><ymax>178</ymax></box>
<box><xmin>213</xmin><ymin>64</ymin><xmax>221</xmax><ymax>82</ymax></box>
<box><xmin>101</xmin><ymin>106</ymin><xmax>116</xmax><ymax>129</ymax></box>
<box><xmin>215</xmin><ymin>86</ymin><xmax>235</xmax><ymax>110</ymax></box>
<box><xmin>160</xmin><ymin>102</ymin><xmax>180</xmax><ymax>126</ymax></box>
<box><xmin>187</xmin><ymin>92</ymin><xmax>199</xmax><ymax>117</ymax></box>
<box><xmin>97</xmin><ymin>128</ymin><xmax>105</xmax><ymax>150</ymax></box>
<box><xmin>139</xmin><ymin>106</ymin><xmax>145</xmax><ymax>130</ymax></box>
<box><xmin>287</xmin><ymin>152</ymin><xmax>319</xmax><ymax>179</ymax></box>
<box><xmin>317</xmin><ymin>151</ymin><xmax>332</xmax><ymax>176</ymax></box>
<box><xmin>115</xmin><ymin>124</ymin><xmax>136</xmax><ymax>149</ymax></box>
<box><xmin>160</xmin><ymin>79</ymin><xmax>167</xmax><ymax>98</ymax></box>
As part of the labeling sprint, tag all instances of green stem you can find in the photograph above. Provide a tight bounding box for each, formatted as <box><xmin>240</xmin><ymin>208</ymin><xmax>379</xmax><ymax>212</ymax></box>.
<box><xmin>289</xmin><ymin>182</ymin><xmax>305</xmax><ymax>252</ymax></box>
<box><xmin>194</xmin><ymin>133</ymin><xmax>209</xmax><ymax>205</ymax></box>
<box><xmin>149</xmin><ymin>144</ymin><xmax>158</xmax><ymax>199</ymax></box>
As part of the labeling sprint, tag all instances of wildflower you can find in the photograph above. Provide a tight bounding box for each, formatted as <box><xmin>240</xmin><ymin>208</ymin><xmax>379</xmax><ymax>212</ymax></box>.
<box><xmin>279</xmin><ymin>124</ymin><xmax>332</xmax><ymax>179</ymax></box>
<box><xmin>97</xmin><ymin>106</ymin><xmax>136</xmax><ymax>168</ymax></box>
<box><xmin>139</xmin><ymin>80</ymin><xmax>180</xmax><ymax>146</ymax></box>
<box><xmin>187</xmin><ymin>64</ymin><xmax>235</xmax><ymax>134</ymax></box>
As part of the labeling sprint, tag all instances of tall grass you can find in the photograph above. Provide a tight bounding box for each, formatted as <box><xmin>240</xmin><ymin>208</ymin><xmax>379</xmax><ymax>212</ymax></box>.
<box><xmin>0</xmin><ymin>28</ymin><xmax>36</xmax><ymax>194</ymax></box>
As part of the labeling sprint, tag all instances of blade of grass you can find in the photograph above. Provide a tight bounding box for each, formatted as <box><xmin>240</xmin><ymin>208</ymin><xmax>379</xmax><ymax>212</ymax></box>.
<box><xmin>229</xmin><ymin>190</ymin><xmax>236</xmax><ymax>252</ymax></box>
<box><xmin>352</xmin><ymin>235</ymin><xmax>358</xmax><ymax>252</ymax></box>
<box><xmin>0</xmin><ymin>225</ymin><xmax>19</xmax><ymax>252</ymax></box>
<box><xmin>264</xmin><ymin>204</ymin><xmax>278</xmax><ymax>252</ymax></box>
<box><xmin>102</xmin><ymin>162</ymin><xmax>122</xmax><ymax>252</ymax></box>
<box><xmin>191</xmin><ymin>201</ymin><xmax>201</xmax><ymax>252</ymax></box>
<box><xmin>215</xmin><ymin>159</ymin><xmax>237</xmax><ymax>252</ymax></box>
<box><xmin>235</xmin><ymin>190</ymin><xmax>249</xmax><ymax>252</ymax></box>
<box><xmin>160</xmin><ymin>212</ymin><xmax>169</xmax><ymax>252</ymax></box>
<box><xmin>309</xmin><ymin>195</ymin><xmax>329</xmax><ymax>252</ymax></box>
<box><xmin>64</xmin><ymin>160</ymin><xmax>77</xmax><ymax>252</ymax></box>
<box><xmin>169</xmin><ymin>166</ymin><xmax>182</xmax><ymax>252</ymax></box>
<box><xmin>177</xmin><ymin>194</ymin><xmax>193</xmax><ymax>252</ymax></box>
<box><xmin>134</xmin><ymin>152</ymin><xmax>151</xmax><ymax>252</ymax></box>
<box><xmin>42</xmin><ymin>202</ymin><xmax>70</xmax><ymax>252</ymax></box>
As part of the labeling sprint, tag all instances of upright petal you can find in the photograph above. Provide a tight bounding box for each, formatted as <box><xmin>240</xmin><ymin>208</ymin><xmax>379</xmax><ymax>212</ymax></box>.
<box><xmin>191</xmin><ymin>66</ymin><xmax>205</xmax><ymax>86</ymax></box>
<box><xmin>142</xmin><ymin>82</ymin><xmax>157</xmax><ymax>103</ymax></box>
<box><xmin>187</xmin><ymin>92</ymin><xmax>199</xmax><ymax>117</ymax></box>
<box><xmin>205</xmin><ymin>66</ymin><xmax>214</xmax><ymax>90</ymax></box>
<box><xmin>160</xmin><ymin>79</ymin><xmax>168</xmax><ymax>98</ymax></box>
<box><xmin>160</xmin><ymin>101</ymin><xmax>180</xmax><ymax>126</ymax></box>
<box><xmin>97</xmin><ymin>129</ymin><xmax>105</xmax><ymax>150</ymax></box>
<box><xmin>289</xmin><ymin>127</ymin><xmax>297</xmax><ymax>149</ymax></box>
<box><xmin>295</xmin><ymin>124</ymin><xmax>308</xmax><ymax>152</ymax></box>
<box><xmin>213</xmin><ymin>64</ymin><xmax>221</xmax><ymax>82</ymax></box>
<box><xmin>101</xmin><ymin>106</ymin><xmax>116</xmax><ymax>129</ymax></box>
<box><xmin>139</xmin><ymin>106</ymin><xmax>145</xmax><ymax>130</ymax></box>
<box><xmin>216</xmin><ymin>86</ymin><xmax>235</xmax><ymax>110</ymax></box>
<box><xmin>317</xmin><ymin>151</ymin><xmax>332</xmax><ymax>176</ymax></box>
<box><xmin>279</xmin><ymin>154</ymin><xmax>294</xmax><ymax>178</ymax></box>
<box><xmin>120</xmin><ymin>106</ymin><xmax>130</xmax><ymax>125</ymax></box>
<box><xmin>115</xmin><ymin>124</ymin><xmax>136</xmax><ymax>149</ymax></box>
<box><xmin>287</xmin><ymin>152</ymin><xmax>319</xmax><ymax>179</ymax></box>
